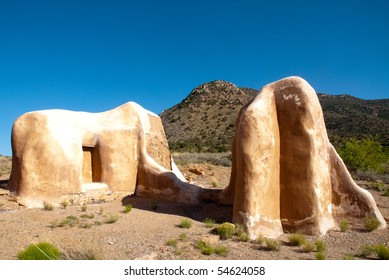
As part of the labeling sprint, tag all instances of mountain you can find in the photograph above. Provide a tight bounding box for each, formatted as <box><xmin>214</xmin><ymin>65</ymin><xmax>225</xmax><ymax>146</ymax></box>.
<box><xmin>160</xmin><ymin>80</ymin><xmax>389</xmax><ymax>152</ymax></box>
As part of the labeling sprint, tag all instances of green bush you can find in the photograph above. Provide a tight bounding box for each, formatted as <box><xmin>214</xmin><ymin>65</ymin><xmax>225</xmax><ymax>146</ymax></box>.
<box><xmin>216</xmin><ymin>223</ymin><xmax>235</xmax><ymax>240</ymax></box>
<box><xmin>123</xmin><ymin>204</ymin><xmax>132</xmax><ymax>213</ymax></box>
<box><xmin>17</xmin><ymin>242</ymin><xmax>61</xmax><ymax>260</ymax></box>
<box><xmin>303</xmin><ymin>241</ymin><xmax>315</xmax><ymax>252</ymax></box>
<box><xmin>315</xmin><ymin>240</ymin><xmax>326</xmax><ymax>253</ymax></box>
<box><xmin>166</xmin><ymin>239</ymin><xmax>178</xmax><ymax>247</ymax></box>
<box><xmin>196</xmin><ymin>240</ymin><xmax>213</xmax><ymax>255</ymax></box>
<box><xmin>179</xmin><ymin>219</ymin><xmax>192</xmax><ymax>229</ymax></box>
<box><xmin>315</xmin><ymin>252</ymin><xmax>326</xmax><ymax>260</ymax></box>
<box><xmin>364</xmin><ymin>217</ymin><xmax>381</xmax><ymax>231</ymax></box>
<box><xmin>288</xmin><ymin>233</ymin><xmax>306</xmax><ymax>246</ymax></box>
<box><xmin>384</xmin><ymin>188</ymin><xmax>389</xmax><ymax>197</ymax></box>
<box><xmin>375</xmin><ymin>245</ymin><xmax>389</xmax><ymax>260</ymax></box>
<box><xmin>339</xmin><ymin>219</ymin><xmax>350</xmax><ymax>232</ymax></box>
<box><xmin>361</xmin><ymin>244</ymin><xmax>376</xmax><ymax>257</ymax></box>
<box><xmin>214</xmin><ymin>245</ymin><xmax>229</xmax><ymax>257</ymax></box>
<box><xmin>179</xmin><ymin>233</ymin><xmax>187</xmax><ymax>241</ymax></box>
<box><xmin>203</xmin><ymin>218</ymin><xmax>216</xmax><ymax>228</ymax></box>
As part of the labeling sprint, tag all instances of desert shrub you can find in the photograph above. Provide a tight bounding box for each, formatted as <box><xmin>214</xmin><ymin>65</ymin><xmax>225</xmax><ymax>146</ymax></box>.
<box><xmin>196</xmin><ymin>240</ymin><xmax>213</xmax><ymax>255</ymax></box>
<box><xmin>234</xmin><ymin>224</ymin><xmax>249</xmax><ymax>242</ymax></box>
<box><xmin>371</xmin><ymin>182</ymin><xmax>386</xmax><ymax>192</ymax></box>
<box><xmin>315</xmin><ymin>240</ymin><xmax>326</xmax><ymax>252</ymax></box>
<box><xmin>288</xmin><ymin>233</ymin><xmax>306</xmax><ymax>246</ymax></box>
<box><xmin>43</xmin><ymin>202</ymin><xmax>54</xmax><ymax>211</ymax></box>
<box><xmin>81</xmin><ymin>205</ymin><xmax>87</xmax><ymax>212</ymax></box>
<box><xmin>60</xmin><ymin>200</ymin><xmax>69</xmax><ymax>209</ymax></box>
<box><xmin>59</xmin><ymin>216</ymin><xmax>79</xmax><ymax>227</ymax></box>
<box><xmin>123</xmin><ymin>204</ymin><xmax>132</xmax><ymax>213</ymax></box>
<box><xmin>203</xmin><ymin>218</ymin><xmax>216</xmax><ymax>228</ymax></box>
<box><xmin>238</xmin><ymin>232</ymin><xmax>249</xmax><ymax>242</ymax></box>
<box><xmin>179</xmin><ymin>233</ymin><xmax>187</xmax><ymax>241</ymax></box>
<box><xmin>384</xmin><ymin>189</ymin><xmax>389</xmax><ymax>197</ymax></box>
<box><xmin>179</xmin><ymin>219</ymin><xmax>192</xmax><ymax>229</ymax></box>
<box><xmin>80</xmin><ymin>213</ymin><xmax>95</xmax><ymax>219</ymax></box>
<box><xmin>303</xmin><ymin>241</ymin><xmax>315</xmax><ymax>252</ymax></box>
<box><xmin>361</xmin><ymin>244</ymin><xmax>376</xmax><ymax>257</ymax></box>
<box><xmin>315</xmin><ymin>252</ymin><xmax>326</xmax><ymax>260</ymax></box>
<box><xmin>364</xmin><ymin>217</ymin><xmax>381</xmax><ymax>231</ymax></box>
<box><xmin>339</xmin><ymin>219</ymin><xmax>350</xmax><ymax>232</ymax></box>
<box><xmin>360</xmin><ymin>244</ymin><xmax>389</xmax><ymax>259</ymax></box>
<box><xmin>375</xmin><ymin>244</ymin><xmax>389</xmax><ymax>260</ymax></box>
<box><xmin>264</xmin><ymin>238</ymin><xmax>281</xmax><ymax>251</ymax></box>
<box><xmin>17</xmin><ymin>242</ymin><xmax>61</xmax><ymax>260</ymax></box>
<box><xmin>216</xmin><ymin>223</ymin><xmax>235</xmax><ymax>240</ymax></box>
<box><xmin>166</xmin><ymin>239</ymin><xmax>178</xmax><ymax>247</ymax></box>
<box><xmin>214</xmin><ymin>245</ymin><xmax>229</xmax><ymax>257</ymax></box>
<box><xmin>105</xmin><ymin>214</ymin><xmax>119</xmax><ymax>224</ymax></box>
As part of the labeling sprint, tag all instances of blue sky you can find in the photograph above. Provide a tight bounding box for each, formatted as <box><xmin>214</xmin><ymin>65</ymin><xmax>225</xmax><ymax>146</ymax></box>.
<box><xmin>0</xmin><ymin>0</ymin><xmax>388</xmax><ymax>156</ymax></box>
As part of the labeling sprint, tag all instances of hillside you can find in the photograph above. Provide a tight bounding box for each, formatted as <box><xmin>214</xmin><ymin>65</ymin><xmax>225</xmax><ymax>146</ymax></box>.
<box><xmin>160</xmin><ymin>81</ymin><xmax>389</xmax><ymax>152</ymax></box>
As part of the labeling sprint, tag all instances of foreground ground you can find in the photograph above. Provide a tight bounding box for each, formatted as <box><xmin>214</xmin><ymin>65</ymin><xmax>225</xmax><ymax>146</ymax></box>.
<box><xmin>0</xmin><ymin>156</ymin><xmax>388</xmax><ymax>260</ymax></box>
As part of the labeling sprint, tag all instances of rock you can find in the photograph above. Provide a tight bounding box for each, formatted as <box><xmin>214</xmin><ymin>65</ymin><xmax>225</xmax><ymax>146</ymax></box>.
<box><xmin>220</xmin><ymin>76</ymin><xmax>386</xmax><ymax>238</ymax></box>
<box><xmin>9</xmin><ymin>102</ymin><xmax>200</xmax><ymax>207</ymax></box>
<box><xmin>189</xmin><ymin>168</ymin><xmax>203</xmax><ymax>176</ymax></box>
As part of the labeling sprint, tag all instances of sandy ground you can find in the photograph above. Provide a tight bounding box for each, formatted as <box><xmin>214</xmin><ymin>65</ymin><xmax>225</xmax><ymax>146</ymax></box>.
<box><xmin>0</xmin><ymin>164</ymin><xmax>388</xmax><ymax>260</ymax></box>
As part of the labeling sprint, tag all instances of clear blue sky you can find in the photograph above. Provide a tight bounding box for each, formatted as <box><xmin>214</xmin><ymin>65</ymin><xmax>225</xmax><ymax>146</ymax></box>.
<box><xmin>1</xmin><ymin>0</ymin><xmax>388</xmax><ymax>156</ymax></box>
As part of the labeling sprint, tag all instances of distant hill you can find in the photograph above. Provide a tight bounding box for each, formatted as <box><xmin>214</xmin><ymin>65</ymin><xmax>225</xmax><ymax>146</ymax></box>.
<box><xmin>160</xmin><ymin>80</ymin><xmax>389</xmax><ymax>152</ymax></box>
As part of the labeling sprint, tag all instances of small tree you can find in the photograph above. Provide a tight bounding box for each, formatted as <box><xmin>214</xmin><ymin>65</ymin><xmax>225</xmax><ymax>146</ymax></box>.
<box><xmin>337</xmin><ymin>137</ymin><xmax>388</xmax><ymax>173</ymax></box>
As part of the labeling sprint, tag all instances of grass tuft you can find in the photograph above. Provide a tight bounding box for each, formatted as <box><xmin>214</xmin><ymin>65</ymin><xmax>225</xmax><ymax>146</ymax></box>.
<box><xmin>303</xmin><ymin>241</ymin><xmax>315</xmax><ymax>252</ymax></box>
<box><xmin>179</xmin><ymin>219</ymin><xmax>192</xmax><ymax>229</ymax></box>
<box><xmin>339</xmin><ymin>219</ymin><xmax>350</xmax><ymax>232</ymax></box>
<box><xmin>179</xmin><ymin>233</ymin><xmax>188</xmax><ymax>241</ymax></box>
<box><xmin>123</xmin><ymin>204</ymin><xmax>132</xmax><ymax>213</ymax></box>
<box><xmin>215</xmin><ymin>223</ymin><xmax>235</xmax><ymax>240</ymax></box>
<box><xmin>60</xmin><ymin>200</ymin><xmax>69</xmax><ymax>209</ymax></box>
<box><xmin>105</xmin><ymin>214</ymin><xmax>119</xmax><ymax>224</ymax></box>
<box><xmin>214</xmin><ymin>245</ymin><xmax>229</xmax><ymax>257</ymax></box>
<box><xmin>264</xmin><ymin>238</ymin><xmax>281</xmax><ymax>251</ymax></box>
<box><xmin>203</xmin><ymin>218</ymin><xmax>216</xmax><ymax>228</ymax></box>
<box><xmin>315</xmin><ymin>252</ymin><xmax>326</xmax><ymax>260</ymax></box>
<box><xmin>196</xmin><ymin>240</ymin><xmax>213</xmax><ymax>255</ymax></box>
<box><xmin>288</xmin><ymin>233</ymin><xmax>306</xmax><ymax>246</ymax></box>
<box><xmin>375</xmin><ymin>244</ymin><xmax>389</xmax><ymax>260</ymax></box>
<box><xmin>17</xmin><ymin>242</ymin><xmax>61</xmax><ymax>260</ymax></box>
<box><xmin>166</xmin><ymin>239</ymin><xmax>178</xmax><ymax>247</ymax></box>
<box><xmin>315</xmin><ymin>240</ymin><xmax>326</xmax><ymax>253</ymax></box>
<box><xmin>363</xmin><ymin>217</ymin><xmax>381</xmax><ymax>231</ymax></box>
<box><xmin>43</xmin><ymin>202</ymin><xmax>54</xmax><ymax>211</ymax></box>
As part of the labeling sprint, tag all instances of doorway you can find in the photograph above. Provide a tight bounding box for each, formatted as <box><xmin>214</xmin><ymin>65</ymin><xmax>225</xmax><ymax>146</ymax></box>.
<box><xmin>82</xmin><ymin>146</ymin><xmax>102</xmax><ymax>183</ymax></box>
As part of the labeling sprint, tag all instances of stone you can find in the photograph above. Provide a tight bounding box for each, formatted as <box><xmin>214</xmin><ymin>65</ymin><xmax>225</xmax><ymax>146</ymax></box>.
<box><xmin>9</xmin><ymin>102</ymin><xmax>200</xmax><ymax>207</ymax></box>
<box><xmin>220</xmin><ymin>76</ymin><xmax>386</xmax><ymax>238</ymax></box>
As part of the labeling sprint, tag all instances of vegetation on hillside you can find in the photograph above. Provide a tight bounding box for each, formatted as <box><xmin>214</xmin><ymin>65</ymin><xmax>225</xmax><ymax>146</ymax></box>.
<box><xmin>161</xmin><ymin>81</ymin><xmax>389</xmax><ymax>154</ymax></box>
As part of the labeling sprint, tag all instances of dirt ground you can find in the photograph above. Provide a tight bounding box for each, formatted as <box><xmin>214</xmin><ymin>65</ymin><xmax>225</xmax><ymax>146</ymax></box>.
<box><xmin>0</xmin><ymin>163</ymin><xmax>388</xmax><ymax>260</ymax></box>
